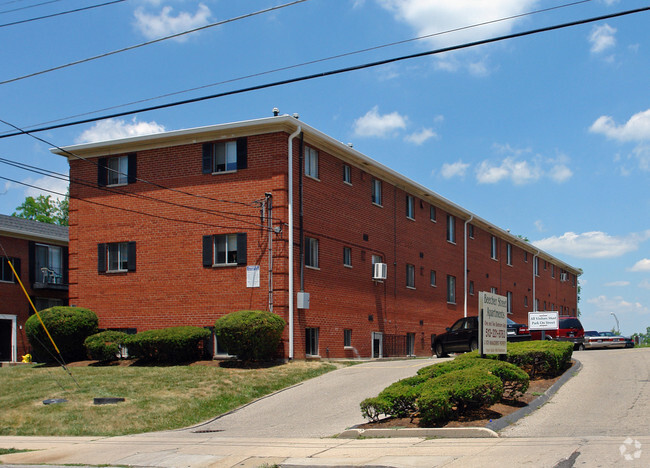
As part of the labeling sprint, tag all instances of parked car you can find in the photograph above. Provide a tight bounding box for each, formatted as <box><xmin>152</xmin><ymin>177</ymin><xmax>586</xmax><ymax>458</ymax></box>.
<box><xmin>507</xmin><ymin>318</ymin><xmax>531</xmax><ymax>342</ymax></box>
<box><xmin>584</xmin><ymin>331</ymin><xmax>633</xmax><ymax>349</ymax></box>
<box><xmin>530</xmin><ymin>316</ymin><xmax>585</xmax><ymax>350</ymax></box>
<box><xmin>433</xmin><ymin>316</ymin><xmax>529</xmax><ymax>358</ymax></box>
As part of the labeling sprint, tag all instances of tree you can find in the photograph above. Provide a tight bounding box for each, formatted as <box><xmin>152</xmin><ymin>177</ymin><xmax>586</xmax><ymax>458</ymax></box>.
<box><xmin>12</xmin><ymin>193</ymin><xmax>68</xmax><ymax>226</ymax></box>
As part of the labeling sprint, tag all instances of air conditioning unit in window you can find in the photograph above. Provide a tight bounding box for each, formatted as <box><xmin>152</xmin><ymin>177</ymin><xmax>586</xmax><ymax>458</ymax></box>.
<box><xmin>373</xmin><ymin>263</ymin><xmax>387</xmax><ymax>280</ymax></box>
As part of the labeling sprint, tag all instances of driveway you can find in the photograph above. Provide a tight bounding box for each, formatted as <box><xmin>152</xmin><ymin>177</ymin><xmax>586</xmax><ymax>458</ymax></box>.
<box><xmin>186</xmin><ymin>358</ymin><xmax>439</xmax><ymax>438</ymax></box>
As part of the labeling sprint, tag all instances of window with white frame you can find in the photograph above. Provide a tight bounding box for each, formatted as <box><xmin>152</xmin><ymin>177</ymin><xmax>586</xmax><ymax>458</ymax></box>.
<box><xmin>430</xmin><ymin>270</ymin><xmax>436</xmax><ymax>287</ymax></box>
<box><xmin>491</xmin><ymin>287</ymin><xmax>498</xmax><ymax>294</ymax></box>
<box><xmin>491</xmin><ymin>236</ymin><xmax>498</xmax><ymax>260</ymax></box>
<box><xmin>406</xmin><ymin>263</ymin><xmax>415</xmax><ymax>288</ymax></box>
<box><xmin>447</xmin><ymin>215</ymin><xmax>456</xmax><ymax>243</ymax></box>
<box><xmin>202</xmin><ymin>138</ymin><xmax>247</xmax><ymax>174</ymax></box>
<box><xmin>371</xmin><ymin>179</ymin><xmax>382</xmax><ymax>205</ymax></box>
<box><xmin>202</xmin><ymin>233</ymin><xmax>247</xmax><ymax>267</ymax></box>
<box><xmin>469</xmin><ymin>280</ymin><xmax>475</xmax><ymax>295</ymax></box>
<box><xmin>215</xmin><ymin>234</ymin><xmax>239</xmax><ymax>265</ymax></box>
<box><xmin>507</xmin><ymin>243</ymin><xmax>512</xmax><ymax>265</ymax></box>
<box><xmin>343</xmin><ymin>246</ymin><xmax>352</xmax><ymax>267</ymax></box>
<box><xmin>430</xmin><ymin>205</ymin><xmax>436</xmax><ymax>222</ymax></box>
<box><xmin>447</xmin><ymin>275</ymin><xmax>456</xmax><ymax>303</ymax></box>
<box><xmin>305</xmin><ymin>146</ymin><xmax>319</xmax><ymax>179</ymax></box>
<box><xmin>306</xmin><ymin>327</ymin><xmax>319</xmax><ymax>356</ymax></box>
<box><xmin>343</xmin><ymin>164</ymin><xmax>351</xmax><ymax>184</ymax></box>
<box><xmin>344</xmin><ymin>329</ymin><xmax>352</xmax><ymax>347</ymax></box>
<box><xmin>468</xmin><ymin>224</ymin><xmax>474</xmax><ymax>238</ymax></box>
<box><xmin>507</xmin><ymin>291</ymin><xmax>513</xmax><ymax>314</ymax></box>
<box><xmin>97</xmin><ymin>242</ymin><xmax>136</xmax><ymax>273</ymax></box>
<box><xmin>305</xmin><ymin>237</ymin><xmax>319</xmax><ymax>268</ymax></box>
<box><xmin>406</xmin><ymin>195</ymin><xmax>415</xmax><ymax>219</ymax></box>
<box><xmin>534</xmin><ymin>257</ymin><xmax>539</xmax><ymax>276</ymax></box>
<box><xmin>107</xmin><ymin>155</ymin><xmax>129</xmax><ymax>186</ymax></box>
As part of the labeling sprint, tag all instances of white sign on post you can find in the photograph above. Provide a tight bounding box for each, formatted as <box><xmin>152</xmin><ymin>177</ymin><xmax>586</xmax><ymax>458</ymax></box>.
<box><xmin>246</xmin><ymin>265</ymin><xmax>260</xmax><ymax>288</ymax></box>
<box><xmin>528</xmin><ymin>312</ymin><xmax>559</xmax><ymax>330</ymax></box>
<box><xmin>479</xmin><ymin>291</ymin><xmax>508</xmax><ymax>355</ymax></box>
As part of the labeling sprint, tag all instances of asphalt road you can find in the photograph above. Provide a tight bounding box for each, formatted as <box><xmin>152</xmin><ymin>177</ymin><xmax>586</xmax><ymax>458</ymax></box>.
<box><xmin>187</xmin><ymin>358</ymin><xmax>441</xmax><ymax>438</ymax></box>
<box><xmin>502</xmin><ymin>346</ymin><xmax>650</xmax><ymax>438</ymax></box>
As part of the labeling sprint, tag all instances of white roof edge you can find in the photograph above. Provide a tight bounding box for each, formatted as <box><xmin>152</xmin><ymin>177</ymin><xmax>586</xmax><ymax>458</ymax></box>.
<box><xmin>50</xmin><ymin>115</ymin><xmax>580</xmax><ymax>275</ymax></box>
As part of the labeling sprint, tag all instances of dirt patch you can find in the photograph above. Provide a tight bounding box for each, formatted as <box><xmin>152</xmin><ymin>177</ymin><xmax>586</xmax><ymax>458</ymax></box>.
<box><xmin>356</xmin><ymin>369</ymin><xmax>565</xmax><ymax>429</ymax></box>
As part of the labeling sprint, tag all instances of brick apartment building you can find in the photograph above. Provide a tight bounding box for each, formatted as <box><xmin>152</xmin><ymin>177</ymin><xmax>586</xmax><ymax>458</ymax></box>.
<box><xmin>52</xmin><ymin>114</ymin><xmax>580</xmax><ymax>359</ymax></box>
<box><xmin>0</xmin><ymin>214</ymin><xmax>68</xmax><ymax>362</ymax></box>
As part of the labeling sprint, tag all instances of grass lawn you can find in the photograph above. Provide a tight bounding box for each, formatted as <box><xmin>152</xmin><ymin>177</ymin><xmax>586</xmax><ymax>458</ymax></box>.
<box><xmin>0</xmin><ymin>360</ymin><xmax>336</xmax><ymax>436</ymax></box>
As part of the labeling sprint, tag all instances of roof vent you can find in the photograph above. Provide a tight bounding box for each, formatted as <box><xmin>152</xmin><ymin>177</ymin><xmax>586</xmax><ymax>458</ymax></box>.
<box><xmin>292</xmin><ymin>113</ymin><xmax>300</xmax><ymax>120</ymax></box>
<box><xmin>273</xmin><ymin>108</ymin><xmax>279</xmax><ymax>117</ymax></box>
<box><xmin>347</xmin><ymin>143</ymin><xmax>354</xmax><ymax>148</ymax></box>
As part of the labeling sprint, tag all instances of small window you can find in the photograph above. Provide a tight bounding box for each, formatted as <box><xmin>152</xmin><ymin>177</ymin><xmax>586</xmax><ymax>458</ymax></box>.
<box><xmin>305</xmin><ymin>237</ymin><xmax>319</xmax><ymax>268</ymax></box>
<box><xmin>98</xmin><ymin>242</ymin><xmax>136</xmax><ymax>273</ymax></box>
<box><xmin>507</xmin><ymin>243</ymin><xmax>512</xmax><ymax>265</ymax></box>
<box><xmin>202</xmin><ymin>234</ymin><xmax>247</xmax><ymax>267</ymax></box>
<box><xmin>551</xmin><ymin>264</ymin><xmax>555</xmax><ymax>278</ymax></box>
<box><xmin>306</xmin><ymin>327</ymin><xmax>319</xmax><ymax>356</ymax></box>
<box><xmin>430</xmin><ymin>270</ymin><xmax>436</xmax><ymax>287</ymax></box>
<box><xmin>98</xmin><ymin>153</ymin><xmax>136</xmax><ymax>187</ymax></box>
<box><xmin>343</xmin><ymin>246</ymin><xmax>352</xmax><ymax>267</ymax></box>
<box><xmin>305</xmin><ymin>146</ymin><xmax>319</xmax><ymax>179</ymax></box>
<box><xmin>524</xmin><ymin>295</ymin><xmax>528</xmax><ymax>307</ymax></box>
<box><xmin>491</xmin><ymin>236</ymin><xmax>498</xmax><ymax>260</ymax></box>
<box><xmin>447</xmin><ymin>275</ymin><xmax>456</xmax><ymax>304</ymax></box>
<box><xmin>430</xmin><ymin>205</ymin><xmax>436</xmax><ymax>222</ymax></box>
<box><xmin>524</xmin><ymin>251</ymin><xmax>528</xmax><ymax>263</ymax></box>
<box><xmin>468</xmin><ymin>224</ymin><xmax>474</xmax><ymax>238</ymax></box>
<box><xmin>534</xmin><ymin>257</ymin><xmax>539</xmax><ymax>276</ymax></box>
<box><xmin>406</xmin><ymin>263</ymin><xmax>415</xmax><ymax>288</ymax></box>
<box><xmin>507</xmin><ymin>291</ymin><xmax>513</xmax><ymax>314</ymax></box>
<box><xmin>469</xmin><ymin>280</ymin><xmax>474</xmax><ymax>296</ymax></box>
<box><xmin>1</xmin><ymin>257</ymin><xmax>19</xmax><ymax>283</ymax></box>
<box><xmin>406</xmin><ymin>195</ymin><xmax>415</xmax><ymax>219</ymax></box>
<box><xmin>491</xmin><ymin>287</ymin><xmax>498</xmax><ymax>294</ymax></box>
<box><xmin>372</xmin><ymin>179</ymin><xmax>382</xmax><ymax>206</ymax></box>
<box><xmin>343</xmin><ymin>164</ymin><xmax>351</xmax><ymax>184</ymax></box>
<box><xmin>202</xmin><ymin>138</ymin><xmax>247</xmax><ymax>174</ymax></box>
<box><xmin>446</xmin><ymin>215</ymin><xmax>456</xmax><ymax>243</ymax></box>
<box><xmin>344</xmin><ymin>329</ymin><xmax>352</xmax><ymax>347</ymax></box>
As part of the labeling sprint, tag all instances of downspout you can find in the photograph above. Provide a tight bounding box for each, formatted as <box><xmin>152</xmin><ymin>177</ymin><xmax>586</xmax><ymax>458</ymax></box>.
<box><xmin>533</xmin><ymin>250</ymin><xmax>540</xmax><ymax>311</ymax></box>
<box><xmin>299</xmin><ymin>133</ymin><xmax>305</xmax><ymax>293</ymax></box>
<box><xmin>288</xmin><ymin>125</ymin><xmax>301</xmax><ymax>360</ymax></box>
<box><xmin>463</xmin><ymin>215</ymin><xmax>473</xmax><ymax>317</ymax></box>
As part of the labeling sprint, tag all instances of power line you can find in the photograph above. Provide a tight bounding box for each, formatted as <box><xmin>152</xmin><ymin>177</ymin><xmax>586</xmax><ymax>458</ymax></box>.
<box><xmin>0</xmin><ymin>0</ymin><xmax>125</xmax><ymax>29</ymax></box>
<box><xmin>1</xmin><ymin>5</ymin><xmax>647</xmax><ymax>140</ymax></box>
<box><xmin>7</xmin><ymin>0</ymin><xmax>595</xmax><ymax>133</ymax></box>
<box><xmin>0</xmin><ymin>0</ymin><xmax>310</xmax><ymax>86</ymax></box>
<box><xmin>0</xmin><ymin>0</ymin><xmax>64</xmax><ymax>15</ymax></box>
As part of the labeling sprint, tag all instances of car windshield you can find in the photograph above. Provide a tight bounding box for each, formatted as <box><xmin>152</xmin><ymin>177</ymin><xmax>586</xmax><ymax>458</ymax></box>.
<box><xmin>559</xmin><ymin>318</ymin><xmax>582</xmax><ymax>329</ymax></box>
<box><xmin>599</xmin><ymin>332</ymin><xmax>614</xmax><ymax>336</ymax></box>
<box><xmin>585</xmin><ymin>331</ymin><xmax>599</xmax><ymax>336</ymax></box>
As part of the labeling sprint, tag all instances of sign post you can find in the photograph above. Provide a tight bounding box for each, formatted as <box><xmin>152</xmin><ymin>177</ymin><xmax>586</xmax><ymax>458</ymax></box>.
<box><xmin>528</xmin><ymin>311</ymin><xmax>559</xmax><ymax>340</ymax></box>
<box><xmin>478</xmin><ymin>291</ymin><xmax>508</xmax><ymax>357</ymax></box>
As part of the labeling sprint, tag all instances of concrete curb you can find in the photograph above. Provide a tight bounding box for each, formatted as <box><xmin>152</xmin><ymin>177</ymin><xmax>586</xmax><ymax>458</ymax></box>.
<box><xmin>340</xmin><ymin>357</ymin><xmax>582</xmax><ymax>439</ymax></box>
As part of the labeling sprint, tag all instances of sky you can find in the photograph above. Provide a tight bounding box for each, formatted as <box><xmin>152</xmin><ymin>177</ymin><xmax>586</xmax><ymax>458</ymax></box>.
<box><xmin>0</xmin><ymin>0</ymin><xmax>648</xmax><ymax>336</ymax></box>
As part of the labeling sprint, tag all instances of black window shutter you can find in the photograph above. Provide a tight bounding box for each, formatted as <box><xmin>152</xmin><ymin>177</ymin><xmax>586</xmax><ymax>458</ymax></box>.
<box><xmin>98</xmin><ymin>157</ymin><xmax>108</xmax><ymax>187</ymax></box>
<box><xmin>202</xmin><ymin>144</ymin><xmax>213</xmax><ymax>174</ymax></box>
<box><xmin>97</xmin><ymin>244</ymin><xmax>106</xmax><ymax>273</ymax></box>
<box><xmin>62</xmin><ymin>247</ymin><xmax>69</xmax><ymax>284</ymax></box>
<box><xmin>28</xmin><ymin>241</ymin><xmax>35</xmax><ymax>284</ymax></box>
<box><xmin>127</xmin><ymin>153</ymin><xmax>137</xmax><ymax>184</ymax></box>
<box><xmin>236</xmin><ymin>233</ymin><xmax>247</xmax><ymax>265</ymax></box>
<box><xmin>127</xmin><ymin>241</ymin><xmax>137</xmax><ymax>272</ymax></box>
<box><xmin>236</xmin><ymin>137</ymin><xmax>247</xmax><ymax>170</ymax></box>
<box><xmin>12</xmin><ymin>257</ymin><xmax>21</xmax><ymax>282</ymax></box>
<box><xmin>202</xmin><ymin>235</ymin><xmax>213</xmax><ymax>267</ymax></box>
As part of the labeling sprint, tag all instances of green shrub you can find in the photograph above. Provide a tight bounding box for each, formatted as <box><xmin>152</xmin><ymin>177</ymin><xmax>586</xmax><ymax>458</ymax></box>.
<box><xmin>123</xmin><ymin>326</ymin><xmax>211</xmax><ymax>363</ymax></box>
<box><xmin>214</xmin><ymin>310</ymin><xmax>285</xmax><ymax>361</ymax></box>
<box><xmin>25</xmin><ymin>306</ymin><xmax>99</xmax><ymax>363</ymax></box>
<box><xmin>84</xmin><ymin>331</ymin><xmax>128</xmax><ymax>361</ymax></box>
<box><xmin>360</xmin><ymin>396</ymin><xmax>391</xmax><ymax>422</ymax></box>
<box><xmin>503</xmin><ymin>341</ymin><xmax>573</xmax><ymax>378</ymax></box>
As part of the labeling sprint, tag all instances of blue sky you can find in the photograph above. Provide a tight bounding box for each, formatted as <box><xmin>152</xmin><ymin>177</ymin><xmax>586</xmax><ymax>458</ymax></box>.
<box><xmin>1</xmin><ymin>0</ymin><xmax>648</xmax><ymax>336</ymax></box>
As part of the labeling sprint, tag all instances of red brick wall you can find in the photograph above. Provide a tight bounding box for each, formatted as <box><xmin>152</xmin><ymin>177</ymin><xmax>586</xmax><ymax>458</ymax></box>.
<box><xmin>68</xmin><ymin>129</ymin><xmax>579</xmax><ymax>359</ymax></box>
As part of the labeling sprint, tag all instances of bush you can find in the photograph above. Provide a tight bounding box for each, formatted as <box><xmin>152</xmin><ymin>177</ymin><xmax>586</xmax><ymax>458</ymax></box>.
<box><xmin>84</xmin><ymin>331</ymin><xmax>128</xmax><ymax>361</ymax></box>
<box><xmin>214</xmin><ymin>310</ymin><xmax>285</xmax><ymax>361</ymax></box>
<box><xmin>503</xmin><ymin>341</ymin><xmax>573</xmax><ymax>378</ymax></box>
<box><xmin>123</xmin><ymin>326</ymin><xmax>211</xmax><ymax>363</ymax></box>
<box><xmin>25</xmin><ymin>306</ymin><xmax>99</xmax><ymax>363</ymax></box>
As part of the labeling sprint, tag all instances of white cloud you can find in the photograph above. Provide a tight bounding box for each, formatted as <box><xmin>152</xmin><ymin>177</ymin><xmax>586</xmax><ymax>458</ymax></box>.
<box><xmin>134</xmin><ymin>3</ymin><xmax>211</xmax><ymax>41</ymax></box>
<box><xmin>534</xmin><ymin>220</ymin><xmax>545</xmax><ymax>232</ymax></box>
<box><xmin>639</xmin><ymin>279</ymin><xmax>650</xmax><ymax>290</ymax></box>
<box><xmin>604</xmin><ymin>281</ymin><xmax>630</xmax><ymax>287</ymax></box>
<box><xmin>353</xmin><ymin>106</ymin><xmax>407</xmax><ymax>138</ymax></box>
<box><xmin>590</xmin><ymin>109</ymin><xmax>650</xmax><ymax>143</ymax></box>
<box><xmin>548</xmin><ymin>162</ymin><xmax>573</xmax><ymax>183</ymax></box>
<box><xmin>476</xmin><ymin>157</ymin><xmax>542</xmax><ymax>185</ymax></box>
<box><xmin>629</xmin><ymin>259</ymin><xmax>650</xmax><ymax>272</ymax></box>
<box><xmin>405</xmin><ymin>128</ymin><xmax>437</xmax><ymax>145</ymax></box>
<box><xmin>440</xmin><ymin>160</ymin><xmax>469</xmax><ymax>179</ymax></box>
<box><xmin>589</xmin><ymin>24</ymin><xmax>616</xmax><ymax>54</ymax></box>
<box><xmin>587</xmin><ymin>295</ymin><xmax>650</xmax><ymax>317</ymax></box>
<box><xmin>76</xmin><ymin>118</ymin><xmax>166</xmax><ymax>144</ymax></box>
<box><xmin>533</xmin><ymin>230</ymin><xmax>650</xmax><ymax>259</ymax></box>
<box><xmin>20</xmin><ymin>176</ymin><xmax>69</xmax><ymax>203</ymax></box>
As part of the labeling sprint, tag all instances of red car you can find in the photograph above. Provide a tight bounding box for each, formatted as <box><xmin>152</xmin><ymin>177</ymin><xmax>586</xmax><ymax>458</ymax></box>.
<box><xmin>530</xmin><ymin>316</ymin><xmax>585</xmax><ymax>350</ymax></box>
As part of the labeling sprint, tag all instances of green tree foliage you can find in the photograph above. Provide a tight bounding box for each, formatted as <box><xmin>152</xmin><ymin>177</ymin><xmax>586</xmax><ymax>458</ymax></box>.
<box><xmin>12</xmin><ymin>193</ymin><xmax>69</xmax><ymax>226</ymax></box>
<box><xmin>215</xmin><ymin>310</ymin><xmax>286</xmax><ymax>361</ymax></box>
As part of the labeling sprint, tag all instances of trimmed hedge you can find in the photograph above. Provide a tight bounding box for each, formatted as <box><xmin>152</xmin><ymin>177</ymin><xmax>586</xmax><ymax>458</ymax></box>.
<box><xmin>214</xmin><ymin>310</ymin><xmax>285</xmax><ymax>361</ymax></box>
<box><xmin>123</xmin><ymin>326</ymin><xmax>211</xmax><ymax>363</ymax></box>
<box><xmin>84</xmin><ymin>331</ymin><xmax>128</xmax><ymax>361</ymax></box>
<box><xmin>25</xmin><ymin>306</ymin><xmax>99</xmax><ymax>363</ymax></box>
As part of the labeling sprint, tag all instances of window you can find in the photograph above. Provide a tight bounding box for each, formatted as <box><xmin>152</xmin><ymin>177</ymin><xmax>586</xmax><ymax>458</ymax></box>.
<box><xmin>306</xmin><ymin>327</ymin><xmax>319</xmax><ymax>356</ymax></box>
<box><xmin>343</xmin><ymin>246</ymin><xmax>352</xmax><ymax>267</ymax></box>
<box><xmin>551</xmin><ymin>264</ymin><xmax>555</xmax><ymax>278</ymax></box>
<box><xmin>430</xmin><ymin>270</ymin><xmax>436</xmax><ymax>287</ymax></box>
<box><xmin>469</xmin><ymin>280</ymin><xmax>475</xmax><ymax>296</ymax></box>
<box><xmin>371</xmin><ymin>179</ymin><xmax>382</xmax><ymax>205</ymax></box>
<box><xmin>507</xmin><ymin>291</ymin><xmax>513</xmax><ymax>314</ymax></box>
<box><xmin>447</xmin><ymin>275</ymin><xmax>456</xmax><ymax>304</ymax></box>
<box><xmin>33</xmin><ymin>297</ymin><xmax>63</xmax><ymax>312</ymax></box>
<box><xmin>534</xmin><ymin>257</ymin><xmax>539</xmax><ymax>276</ymax></box>
<box><xmin>406</xmin><ymin>195</ymin><xmax>415</xmax><ymax>219</ymax></box>
<box><xmin>430</xmin><ymin>205</ymin><xmax>436</xmax><ymax>222</ymax></box>
<box><xmin>491</xmin><ymin>287</ymin><xmax>498</xmax><ymax>294</ymax></box>
<box><xmin>305</xmin><ymin>146</ymin><xmax>319</xmax><ymax>179</ymax></box>
<box><xmin>202</xmin><ymin>234</ymin><xmax>247</xmax><ymax>267</ymax></box>
<box><xmin>406</xmin><ymin>264</ymin><xmax>415</xmax><ymax>288</ymax></box>
<box><xmin>406</xmin><ymin>333</ymin><xmax>415</xmax><ymax>356</ymax></box>
<box><xmin>507</xmin><ymin>243</ymin><xmax>512</xmax><ymax>265</ymax></box>
<box><xmin>202</xmin><ymin>138</ymin><xmax>247</xmax><ymax>174</ymax></box>
<box><xmin>98</xmin><ymin>154</ymin><xmax>136</xmax><ymax>187</ymax></box>
<box><xmin>305</xmin><ymin>237</ymin><xmax>319</xmax><ymax>268</ymax></box>
<box><xmin>35</xmin><ymin>244</ymin><xmax>64</xmax><ymax>283</ymax></box>
<box><xmin>1</xmin><ymin>257</ymin><xmax>19</xmax><ymax>283</ymax></box>
<box><xmin>491</xmin><ymin>236</ymin><xmax>498</xmax><ymax>260</ymax></box>
<box><xmin>535</xmin><ymin>299</ymin><xmax>540</xmax><ymax>311</ymax></box>
<box><xmin>468</xmin><ymin>224</ymin><xmax>474</xmax><ymax>238</ymax></box>
<box><xmin>343</xmin><ymin>164</ymin><xmax>351</xmax><ymax>184</ymax></box>
<box><xmin>344</xmin><ymin>329</ymin><xmax>352</xmax><ymax>347</ymax></box>
<box><xmin>524</xmin><ymin>295</ymin><xmax>528</xmax><ymax>307</ymax></box>
<box><xmin>524</xmin><ymin>251</ymin><xmax>528</xmax><ymax>262</ymax></box>
<box><xmin>446</xmin><ymin>215</ymin><xmax>456</xmax><ymax>243</ymax></box>
<box><xmin>98</xmin><ymin>242</ymin><xmax>136</xmax><ymax>273</ymax></box>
